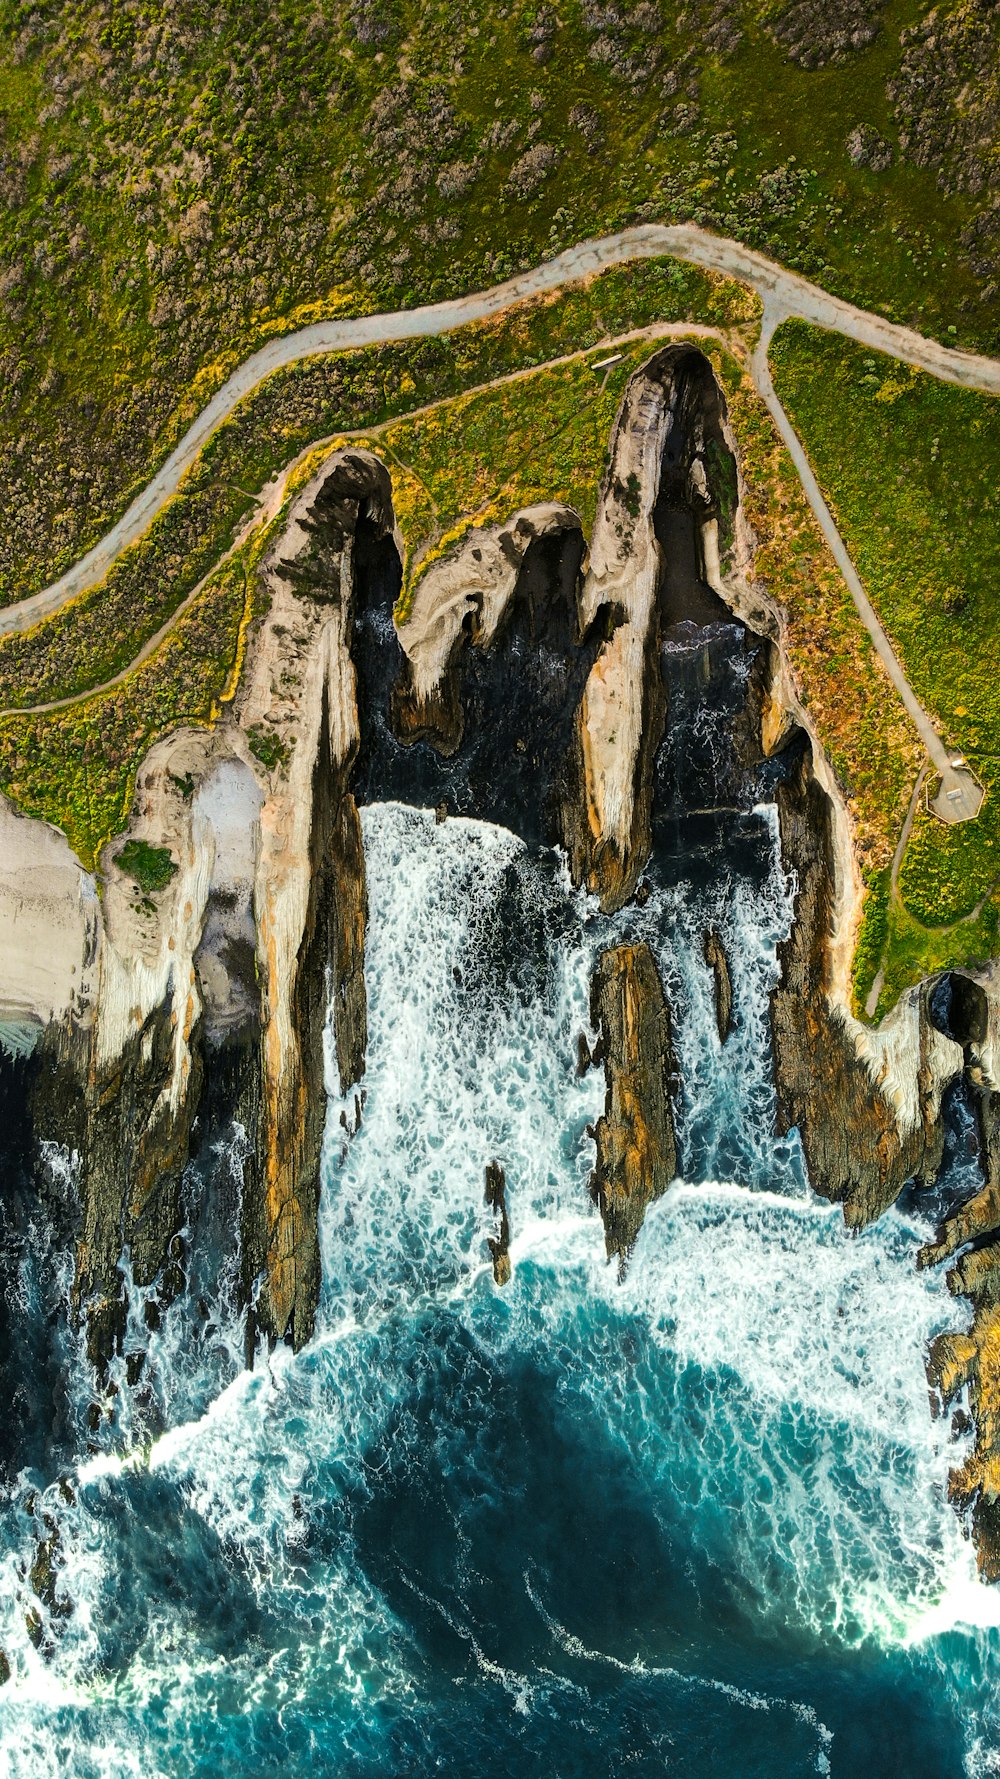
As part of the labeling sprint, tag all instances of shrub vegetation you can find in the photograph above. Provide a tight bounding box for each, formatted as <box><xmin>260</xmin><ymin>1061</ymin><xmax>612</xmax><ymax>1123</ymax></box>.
<box><xmin>0</xmin><ymin>0</ymin><xmax>997</xmax><ymax>614</ymax></box>
<box><xmin>770</xmin><ymin>319</ymin><xmax>1000</xmax><ymax>1011</ymax></box>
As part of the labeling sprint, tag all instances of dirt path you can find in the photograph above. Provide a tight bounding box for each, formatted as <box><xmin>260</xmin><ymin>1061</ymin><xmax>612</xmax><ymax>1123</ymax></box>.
<box><xmin>4</xmin><ymin>223</ymin><xmax>999</xmax><ymax>647</ymax></box>
<box><xmin>0</xmin><ymin>223</ymin><xmax>994</xmax><ymax>821</ymax></box>
<box><xmin>0</xmin><ymin>319</ymin><xmax>722</xmax><ymax>717</ymax></box>
<box><xmin>751</xmin><ymin>321</ymin><xmax>983</xmax><ymax>822</ymax></box>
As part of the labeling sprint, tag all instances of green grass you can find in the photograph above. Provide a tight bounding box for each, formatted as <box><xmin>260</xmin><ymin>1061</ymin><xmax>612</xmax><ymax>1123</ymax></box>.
<box><xmin>0</xmin><ymin>299</ymin><xmax>990</xmax><ymax>1017</ymax></box>
<box><xmin>770</xmin><ymin>319</ymin><xmax>1000</xmax><ymax>1010</ymax></box>
<box><xmin>0</xmin><ymin>553</ymin><xmax>253</xmax><ymax>868</ymax></box>
<box><xmin>115</xmin><ymin>839</ymin><xmax>177</xmax><ymax>895</ymax></box>
<box><xmin>384</xmin><ymin>338</ymin><xmax>679</xmax><ymax>609</ymax></box>
<box><xmin>0</xmin><ymin>322</ymin><xmax>707</xmax><ymax>860</ymax></box>
<box><xmin>721</xmin><ymin>344</ymin><xmax>922</xmax><ymax>871</ymax></box>
<box><xmin>0</xmin><ymin>0</ymin><xmax>996</xmax><ymax>628</ymax></box>
<box><xmin>0</xmin><ymin>255</ymin><xmax>752</xmax><ymax>705</ymax></box>
<box><xmin>878</xmin><ymin>896</ymin><xmax>1000</xmax><ymax>1014</ymax></box>
<box><xmin>247</xmin><ymin>725</ymin><xmax>289</xmax><ymax>771</ymax></box>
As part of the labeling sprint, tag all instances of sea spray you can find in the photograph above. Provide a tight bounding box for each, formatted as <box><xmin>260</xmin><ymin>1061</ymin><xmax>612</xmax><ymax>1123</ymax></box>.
<box><xmin>0</xmin><ymin>804</ymin><xmax>997</xmax><ymax>1776</ymax></box>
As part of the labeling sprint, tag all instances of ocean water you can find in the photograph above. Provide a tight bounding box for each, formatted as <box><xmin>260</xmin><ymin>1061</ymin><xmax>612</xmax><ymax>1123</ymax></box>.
<box><xmin>1</xmin><ymin>800</ymin><xmax>999</xmax><ymax>1778</ymax></box>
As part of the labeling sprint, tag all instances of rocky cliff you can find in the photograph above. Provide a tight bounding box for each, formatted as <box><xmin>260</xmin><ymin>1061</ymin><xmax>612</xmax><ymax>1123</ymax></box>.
<box><xmin>0</xmin><ymin>447</ymin><xmax>394</xmax><ymax>1392</ymax></box>
<box><xmin>2</xmin><ymin>339</ymin><xmax>999</xmax><ymax>1578</ymax></box>
<box><xmin>587</xmin><ymin>942</ymin><xmax>679</xmax><ymax>1271</ymax></box>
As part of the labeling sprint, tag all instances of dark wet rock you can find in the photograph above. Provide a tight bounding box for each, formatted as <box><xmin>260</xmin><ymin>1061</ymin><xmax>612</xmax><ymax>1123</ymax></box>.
<box><xmin>391</xmin><ymin>656</ymin><xmax>465</xmax><ymax>757</ymax></box>
<box><xmin>589</xmin><ymin>942</ymin><xmax>679</xmax><ymax>1273</ymax></box>
<box><xmin>918</xmin><ymin>1173</ymin><xmax>1000</xmax><ymax>1271</ymax></box>
<box><xmin>703</xmin><ymin>928</ymin><xmax>733</xmax><ymax>1044</ymax></box>
<box><xmin>29</xmin><ymin>1516</ymin><xmax>70</xmax><ymax>1625</ymax></box>
<box><xmin>922</xmin><ymin>1065</ymin><xmax>1000</xmax><ymax>1578</ymax></box>
<box><xmin>928</xmin><ymin>1261</ymin><xmax>1000</xmax><ymax>1579</ymax></box>
<box><xmin>929</xmin><ymin>972</ymin><xmax>990</xmax><ymax>1054</ymax></box>
<box><xmin>485</xmin><ymin>1161</ymin><xmax>511</xmax><ymax>1287</ymax></box>
<box><xmin>381</xmin><ymin>513</ymin><xmax>593</xmax><ymax>847</ymax></box>
<box><xmin>29</xmin><ymin>995</ymin><xmax>202</xmax><ymax>1376</ymax></box>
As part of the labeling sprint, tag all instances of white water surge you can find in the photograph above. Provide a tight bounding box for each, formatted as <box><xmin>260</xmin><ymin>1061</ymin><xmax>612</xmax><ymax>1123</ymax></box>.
<box><xmin>0</xmin><ymin>802</ymin><xmax>997</xmax><ymax>1777</ymax></box>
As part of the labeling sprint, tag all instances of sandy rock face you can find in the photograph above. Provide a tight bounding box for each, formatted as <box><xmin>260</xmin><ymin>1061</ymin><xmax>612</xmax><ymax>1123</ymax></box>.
<box><xmin>562</xmin><ymin>344</ymin><xmax>737</xmax><ymax>912</ymax></box>
<box><xmin>239</xmin><ymin>450</ymin><xmax>389</xmax><ymax>1346</ymax></box>
<box><xmin>0</xmin><ymin>798</ymin><xmax>99</xmax><ymax>1048</ymax></box>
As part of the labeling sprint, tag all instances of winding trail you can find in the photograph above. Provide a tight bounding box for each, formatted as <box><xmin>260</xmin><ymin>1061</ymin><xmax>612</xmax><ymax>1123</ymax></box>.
<box><xmin>0</xmin><ymin>320</ymin><xmax>724</xmax><ymax>718</ymax></box>
<box><xmin>751</xmin><ymin>318</ymin><xmax>983</xmax><ymax>821</ymax></box>
<box><xmin>1</xmin><ymin>221</ymin><xmax>995</xmax><ymax>817</ymax></box>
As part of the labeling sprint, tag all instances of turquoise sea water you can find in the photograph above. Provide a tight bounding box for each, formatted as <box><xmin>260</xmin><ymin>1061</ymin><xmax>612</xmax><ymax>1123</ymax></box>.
<box><xmin>1</xmin><ymin>802</ymin><xmax>998</xmax><ymax>1778</ymax></box>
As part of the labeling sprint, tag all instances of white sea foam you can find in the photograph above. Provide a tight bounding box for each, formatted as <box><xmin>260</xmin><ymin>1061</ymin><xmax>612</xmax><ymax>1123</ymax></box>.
<box><xmin>0</xmin><ymin>800</ymin><xmax>996</xmax><ymax>1775</ymax></box>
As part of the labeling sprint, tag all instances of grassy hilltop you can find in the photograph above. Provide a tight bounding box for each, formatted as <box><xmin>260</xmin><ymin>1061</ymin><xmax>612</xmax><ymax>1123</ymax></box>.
<box><xmin>771</xmin><ymin>323</ymin><xmax>1000</xmax><ymax>1014</ymax></box>
<box><xmin>0</xmin><ymin>0</ymin><xmax>997</xmax><ymax>1012</ymax></box>
<box><xmin>0</xmin><ymin>0</ymin><xmax>998</xmax><ymax>602</ymax></box>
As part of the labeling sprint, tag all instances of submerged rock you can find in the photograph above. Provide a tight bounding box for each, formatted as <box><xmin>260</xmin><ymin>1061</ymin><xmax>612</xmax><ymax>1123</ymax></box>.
<box><xmin>589</xmin><ymin>942</ymin><xmax>679</xmax><ymax>1273</ymax></box>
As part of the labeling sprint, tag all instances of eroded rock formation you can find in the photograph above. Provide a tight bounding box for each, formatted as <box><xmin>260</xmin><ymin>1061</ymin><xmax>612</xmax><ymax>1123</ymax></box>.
<box><xmin>393</xmin><ymin>504</ymin><xmax>584</xmax><ymax>758</ymax></box>
<box><xmin>704</xmin><ymin>928</ymin><xmax>733</xmax><ymax>1043</ymax></box>
<box><xmin>743</xmin><ymin>526</ymin><xmax>1000</xmax><ymax>1579</ymax></box>
<box><xmin>588</xmin><ymin>943</ymin><xmax>679</xmax><ymax>1271</ymax></box>
<box><xmin>769</xmin><ymin>739</ymin><xmax>957</xmax><ymax>1226</ymax></box>
<box><xmin>915</xmin><ymin>971</ymin><xmax>1000</xmax><ymax>1576</ymax></box>
<box><xmin>561</xmin><ymin>345</ymin><xmax>738</xmax><ymax>912</ymax></box>
<box><xmin>3</xmin><ymin>335</ymin><xmax>1000</xmax><ymax>1586</ymax></box>
<box><xmin>485</xmin><ymin>1160</ymin><xmax>511</xmax><ymax>1286</ymax></box>
<box><xmin>241</xmin><ymin>448</ymin><xmax>386</xmax><ymax>1346</ymax></box>
<box><xmin>0</xmin><ymin>447</ymin><xmax>394</xmax><ymax>1386</ymax></box>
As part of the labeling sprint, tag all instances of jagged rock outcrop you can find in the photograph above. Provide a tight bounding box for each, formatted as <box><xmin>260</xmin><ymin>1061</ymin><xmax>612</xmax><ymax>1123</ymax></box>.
<box><xmin>393</xmin><ymin>504</ymin><xmax>584</xmax><ymax>755</ymax></box>
<box><xmin>561</xmin><ymin>345</ymin><xmax>739</xmax><ymax>912</ymax></box>
<box><xmin>240</xmin><ymin>448</ymin><xmax>388</xmax><ymax>1346</ymax></box>
<box><xmin>769</xmin><ymin>739</ymin><xmax>958</xmax><ymax>1227</ymax></box>
<box><xmin>927</xmin><ymin>1238</ymin><xmax>1000</xmax><ymax>1580</ymax></box>
<box><xmin>0</xmin><ymin>447</ymin><xmax>392</xmax><ymax>1378</ymax></box>
<box><xmin>703</xmin><ymin>929</ymin><xmax>733</xmax><ymax>1043</ymax></box>
<box><xmin>725</xmin><ymin>602</ymin><xmax>962</xmax><ymax>1238</ymax></box>
<box><xmin>739</xmin><ymin>505</ymin><xmax>1000</xmax><ymax>1578</ymax></box>
<box><xmin>25</xmin><ymin>748</ymin><xmax>224</xmax><ymax>1374</ymax></box>
<box><xmin>588</xmin><ymin>942</ymin><xmax>679</xmax><ymax>1271</ymax></box>
<box><xmin>485</xmin><ymin>1160</ymin><xmax>511</xmax><ymax>1286</ymax></box>
<box><xmin>4</xmin><ymin>332</ymin><xmax>1000</xmax><ymax>1586</ymax></box>
<box><xmin>917</xmin><ymin>967</ymin><xmax>1000</xmax><ymax>1576</ymax></box>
